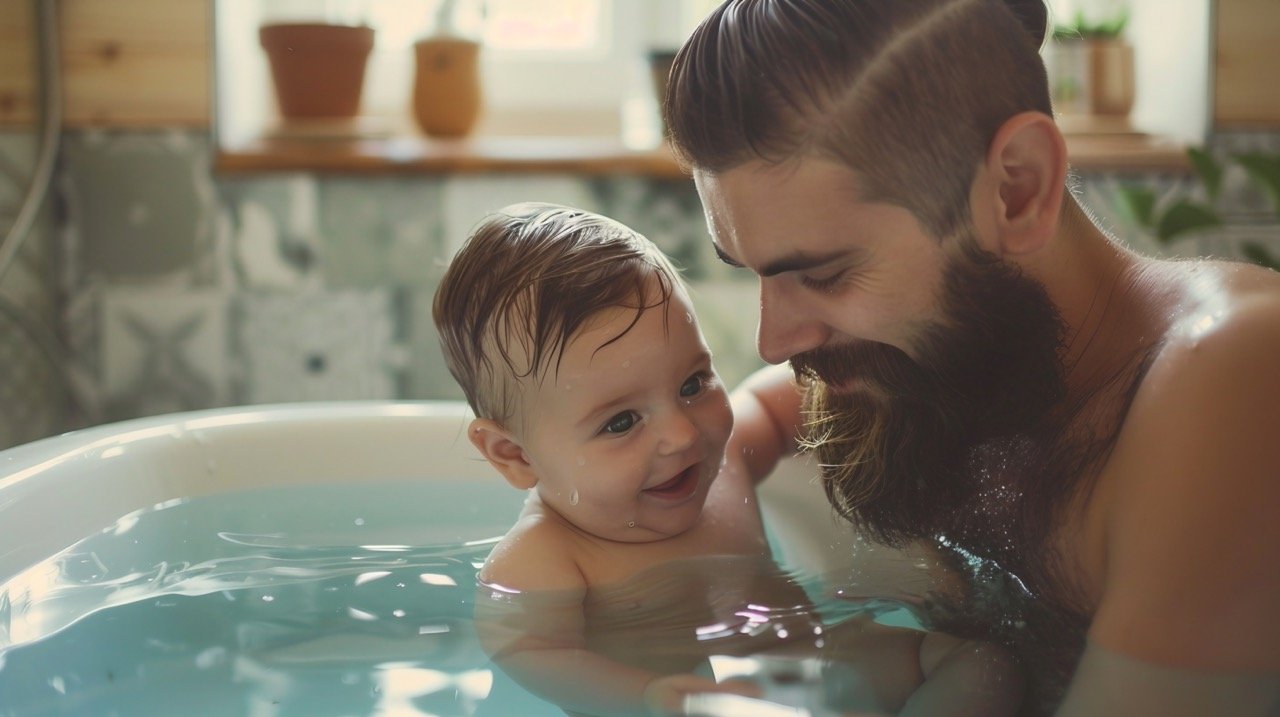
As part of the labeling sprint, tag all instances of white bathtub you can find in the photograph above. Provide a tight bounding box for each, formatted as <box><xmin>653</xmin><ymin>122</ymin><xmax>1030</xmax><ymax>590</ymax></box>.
<box><xmin>0</xmin><ymin>401</ymin><xmax>945</xmax><ymax>716</ymax></box>
<box><xmin>0</xmin><ymin>401</ymin><xmax>882</xmax><ymax>600</ymax></box>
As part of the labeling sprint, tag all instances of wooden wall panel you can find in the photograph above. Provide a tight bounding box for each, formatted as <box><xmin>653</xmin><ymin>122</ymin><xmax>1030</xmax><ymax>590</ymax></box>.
<box><xmin>0</xmin><ymin>0</ymin><xmax>210</xmax><ymax>128</ymax></box>
<box><xmin>0</xmin><ymin>0</ymin><xmax>38</xmax><ymax>127</ymax></box>
<box><xmin>60</xmin><ymin>0</ymin><xmax>210</xmax><ymax>126</ymax></box>
<box><xmin>1215</xmin><ymin>0</ymin><xmax>1280</xmax><ymax>127</ymax></box>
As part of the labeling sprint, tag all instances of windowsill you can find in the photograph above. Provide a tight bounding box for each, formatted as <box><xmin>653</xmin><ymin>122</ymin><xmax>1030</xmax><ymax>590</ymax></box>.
<box><xmin>214</xmin><ymin>133</ymin><xmax>689</xmax><ymax>178</ymax></box>
<box><xmin>1062</xmin><ymin>132</ymin><xmax>1191</xmax><ymax>173</ymax></box>
<box><xmin>213</xmin><ymin>130</ymin><xmax>1190</xmax><ymax>178</ymax></box>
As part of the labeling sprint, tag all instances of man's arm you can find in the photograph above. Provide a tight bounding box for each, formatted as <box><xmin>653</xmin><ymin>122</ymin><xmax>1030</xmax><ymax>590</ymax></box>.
<box><xmin>728</xmin><ymin>364</ymin><xmax>806</xmax><ymax>484</ymax></box>
<box><xmin>1060</xmin><ymin>302</ymin><xmax>1280</xmax><ymax>714</ymax></box>
<box><xmin>1057</xmin><ymin>642</ymin><xmax>1279</xmax><ymax>716</ymax></box>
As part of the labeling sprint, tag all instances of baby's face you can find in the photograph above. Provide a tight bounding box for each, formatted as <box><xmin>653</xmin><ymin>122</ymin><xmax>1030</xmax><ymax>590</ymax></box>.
<box><xmin>517</xmin><ymin>283</ymin><xmax>733</xmax><ymax>543</ymax></box>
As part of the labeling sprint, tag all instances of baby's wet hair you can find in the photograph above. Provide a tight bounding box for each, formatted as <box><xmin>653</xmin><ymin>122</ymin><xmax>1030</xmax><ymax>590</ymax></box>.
<box><xmin>433</xmin><ymin>202</ymin><xmax>682</xmax><ymax>427</ymax></box>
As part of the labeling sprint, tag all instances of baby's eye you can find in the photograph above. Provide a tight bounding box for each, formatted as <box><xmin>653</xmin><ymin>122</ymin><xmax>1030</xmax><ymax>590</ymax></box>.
<box><xmin>602</xmin><ymin>410</ymin><xmax>639</xmax><ymax>435</ymax></box>
<box><xmin>679</xmin><ymin>373</ymin><xmax>707</xmax><ymax>398</ymax></box>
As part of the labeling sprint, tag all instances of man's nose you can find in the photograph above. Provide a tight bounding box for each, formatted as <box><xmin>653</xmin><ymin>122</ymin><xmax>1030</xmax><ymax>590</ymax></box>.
<box><xmin>656</xmin><ymin>409</ymin><xmax>699</xmax><ymax>456</ymax></box>
<box><xmin>756</xmin><ymin>280</ymin><xmax>828</xmax><ymax>365</ymax></box>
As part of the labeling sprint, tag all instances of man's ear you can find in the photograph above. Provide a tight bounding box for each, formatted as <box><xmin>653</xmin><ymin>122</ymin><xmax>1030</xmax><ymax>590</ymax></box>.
<box><xmin>979</xmin><ymin>111</ymin><xmax>1068</xmax><ymax>256</ymax></box>
<box><xmin>468</xmin><ymin>418</ymin><xmax>538</xmax><ymax>490</ymax></box>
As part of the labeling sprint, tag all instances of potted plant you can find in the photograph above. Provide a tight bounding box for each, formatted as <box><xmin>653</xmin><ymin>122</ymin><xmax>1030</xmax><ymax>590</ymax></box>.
<box><xmin>412</xmin><ymin>0</ymin><xmax>485</xmax><ymax>138</ymax></box>
<box><xmin>1114</xmin><ymin>148</ymin><xmax>1280</xmax><ymax>271</ymax></box>
<box><xmin>259</xmin><ymin>0</ymin><xmax>376</xmax><ymax>123</ymax></box>
<box><xmin>1045</xmin><ymin>4</ymin><xmax>1134</xmax><ymax>131</ymax></box>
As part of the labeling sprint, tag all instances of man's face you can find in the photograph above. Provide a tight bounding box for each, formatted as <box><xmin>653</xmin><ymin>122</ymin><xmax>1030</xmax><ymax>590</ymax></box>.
<box><xmin>696</xmin><ymin>159</ymin><xmax>1067</xmax><ymax>542</ymax></box>
<box><xmin>696</xmin><ymin>159</ymin><xmax>951</xmax><ymax>366</ymax></box>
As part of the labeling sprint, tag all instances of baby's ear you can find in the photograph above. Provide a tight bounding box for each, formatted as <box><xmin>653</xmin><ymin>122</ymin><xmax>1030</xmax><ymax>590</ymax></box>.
<box><xmin>468</xmin><ymin>418</ymin><xmax>538</xmax><ymax>490</ymax></box>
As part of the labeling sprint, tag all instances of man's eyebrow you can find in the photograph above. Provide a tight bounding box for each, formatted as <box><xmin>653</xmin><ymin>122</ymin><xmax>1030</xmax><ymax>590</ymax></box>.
<box><xmin>713</xmin><ymin>242</ymin><xmax>856</xmax><ymax>278</ymax></box>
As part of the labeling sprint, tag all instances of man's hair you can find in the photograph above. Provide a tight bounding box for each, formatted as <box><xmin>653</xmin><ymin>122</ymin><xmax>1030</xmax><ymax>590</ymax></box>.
<box><xmin>665</xmin><ymin>0</ymin><xmax>1051</xmax><ymax>239</ymax></box>
<box><xmin>433</xmin><ymin>202</ymin><xmax>680</xmax><ymax>426</ymax></box>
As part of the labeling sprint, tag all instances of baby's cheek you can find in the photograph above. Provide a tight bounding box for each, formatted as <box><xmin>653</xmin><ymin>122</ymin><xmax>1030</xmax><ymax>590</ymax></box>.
<box><xmin>708</xmin><ymin>392</ymin><xmax>735</xmax><ymax>445</ymax></box>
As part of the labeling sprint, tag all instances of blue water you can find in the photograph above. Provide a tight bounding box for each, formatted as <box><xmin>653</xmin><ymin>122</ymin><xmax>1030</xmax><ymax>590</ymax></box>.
<box><xmin>0</xmin><ymin>480</ymin><xmax>922</xmax><ymax>716</ymax></box>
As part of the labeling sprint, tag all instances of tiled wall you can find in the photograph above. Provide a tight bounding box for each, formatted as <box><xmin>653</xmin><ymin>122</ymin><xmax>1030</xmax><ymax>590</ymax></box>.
<box><xmin>0</xmin><ymin>128</ymin><xmax>1276</xmax><ymax>447</ymax></box>
<box><xmin>49</xmin><ymin>130</ymin><xmax>761</xmax><ymax>435</ymax></box>
<box><xmin>0</xmin><ymin>132</ymin><xmax>64</xmax><ymax>448</ymax></box>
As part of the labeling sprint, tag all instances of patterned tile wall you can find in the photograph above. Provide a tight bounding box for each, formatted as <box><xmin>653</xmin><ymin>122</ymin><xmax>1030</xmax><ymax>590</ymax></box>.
<box><xmin>7</xmin><ymin>128</ymin><xmax>1277</xmax><ymax>441</ymax></box>
<box><xmin>0</xmin><ymin>132</ymin><xmax>66</xmax><ymax>449</ymax></box>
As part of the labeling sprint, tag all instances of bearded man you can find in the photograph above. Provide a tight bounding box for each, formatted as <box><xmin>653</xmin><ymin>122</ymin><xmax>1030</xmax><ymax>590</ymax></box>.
<box><xmin>668</xmin><ymin>0</ymin><xmax>1280</xmax><ymax>715</ymax></box>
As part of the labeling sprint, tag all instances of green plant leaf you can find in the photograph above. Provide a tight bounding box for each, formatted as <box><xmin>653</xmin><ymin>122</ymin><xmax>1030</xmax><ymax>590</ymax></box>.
<box><xmin>1053</xmin><ymin>7</ymin><xmax>1128</xmax><ymax>39</ymax></box>
<box><xmin>1113</xmin><ymin>186</ymin><xmax>1157</xmax><ymax>228</ymax></box>
<box><xmin>1241</xmin><ymin>242</ymin><xmax>1280</xmax><ymax>271</ymax></box>
<box><xmin>1156</xmin><ymin>201</ymin><xmax>1221</xmax><ymax>244</ymax></box>
<box><xmin>1096</xmin><ymin>9</ymin><xmax>1129</xmax><ymax>38</ymax></box>
<box><xmin>1187</xmin><ymin>147</ymin><xmax>1223</xmax><ymax>202</ymax></box>
<box><xmin>1054</xmin><ymin>7</ymin><xmax>1126</xmax><ymax>38</ymax></box>
<box><xmin>1234</xmin><ymin>153</ymin><xmax>1280</xmax><ymax>216</ymax></box>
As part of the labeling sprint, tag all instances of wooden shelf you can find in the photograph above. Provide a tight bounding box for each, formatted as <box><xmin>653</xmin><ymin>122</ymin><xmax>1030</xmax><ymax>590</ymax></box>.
<box><xmin>215</xmin><ymin>134</ymin><xmax>691</xmax><ymax>179</ymax></box>
<box><xmin>1064</xmin><ymin>132</ymin><xmax>1190</xmax><ymax>173</ymax></box>
<box><xmin>214</xmin><ymin>131</ymin><xmax>1188</xmax><ymax>178</ymax></box>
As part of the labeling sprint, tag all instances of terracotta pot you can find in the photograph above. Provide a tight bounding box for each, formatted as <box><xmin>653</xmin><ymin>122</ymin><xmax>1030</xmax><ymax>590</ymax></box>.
<box><xmin>260</xmin><ymin>23</ymin><xmax>375</xmax><ymax>120</ymax></box>
<box><xmin>412</xmin><ymin>37</ymin><xmax>482</xmax><ymax>138</ymax></box>
<box><xmin>1085</xmin><ymin>40</ymin><xmax>1135</xmax><ymax>116</ymax></box>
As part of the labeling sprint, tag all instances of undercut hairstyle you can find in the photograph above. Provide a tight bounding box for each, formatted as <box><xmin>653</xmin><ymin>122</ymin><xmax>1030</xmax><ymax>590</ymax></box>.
<box><xmin>433</xmin><ymin>203</ymin><xmax>681</xmax><ymax>427</ymax></box>
<box><xmin>665</xmin><ymin>0</ymin><xmax>1052</xmax><ymax>239</ymax></box>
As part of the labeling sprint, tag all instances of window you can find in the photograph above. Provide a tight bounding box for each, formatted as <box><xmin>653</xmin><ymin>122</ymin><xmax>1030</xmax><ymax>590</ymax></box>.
<box><xmin>483</xmin><ymin>0</ymin><xmax>605</xmax><ymax>52</ymax></box>
<box><xmin>215</xmin><ymin>0</ymin><xmax>716</xmax><ymax>145</ymax></box>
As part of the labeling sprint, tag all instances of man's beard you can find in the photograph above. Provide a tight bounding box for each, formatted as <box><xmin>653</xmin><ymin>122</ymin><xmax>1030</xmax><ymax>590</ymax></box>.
<box><xmin>793</xmin><ymin>239</ymin><xmax>1068</xmax><ymax>547</ymax></box>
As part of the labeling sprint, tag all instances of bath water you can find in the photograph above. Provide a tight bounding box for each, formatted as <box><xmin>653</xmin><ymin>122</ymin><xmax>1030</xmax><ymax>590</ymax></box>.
<box><xmin>0</xmin><ymin>480</ymin><xmax>922</xmax><ymax>717</ymax></box>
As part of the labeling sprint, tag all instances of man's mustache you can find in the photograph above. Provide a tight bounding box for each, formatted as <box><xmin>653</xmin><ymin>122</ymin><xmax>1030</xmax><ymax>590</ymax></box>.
<box><xmin>790</xmin><ymin>340</ymin><xmax>933</xmax><ymax>399</ymax></box>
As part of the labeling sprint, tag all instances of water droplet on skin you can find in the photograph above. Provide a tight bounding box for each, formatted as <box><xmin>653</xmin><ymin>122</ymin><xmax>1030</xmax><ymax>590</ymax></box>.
<box><xmin>686</xmin><ymin>312</ymin><xmax>693</xmax><ymax>323</ymax></box>
<box><xmin>622</xmin><ymin>360</ymin><xmax>631</xmax><ymax>369</ymax></box>
<box><xmin>577</xmin><ymin>456</ymin><xmax>586</xmax><ymax>466</ymax></box>
<box><xmin>627</xmin><ymin>521</ymin><xmax>636</xmax><ymax>528</ymax></box>
<box><xmin>570</xmin><ymin>489</ymin><xmax>579</xmax><ymax>506</ymax></box>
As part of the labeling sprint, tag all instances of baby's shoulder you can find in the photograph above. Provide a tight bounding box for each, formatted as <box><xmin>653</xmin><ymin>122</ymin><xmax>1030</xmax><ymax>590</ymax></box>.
<box><xmin>479</xmin><ymin>513</ymin><xmax>588</xmax><ymax>594</ymax></box>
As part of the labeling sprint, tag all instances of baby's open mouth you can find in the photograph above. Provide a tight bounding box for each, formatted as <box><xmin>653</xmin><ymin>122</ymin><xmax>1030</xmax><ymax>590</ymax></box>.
<box><xmin>643</xmin><ymin>463</ymin><xmax>700</xmax><ymax>500</ymax></box>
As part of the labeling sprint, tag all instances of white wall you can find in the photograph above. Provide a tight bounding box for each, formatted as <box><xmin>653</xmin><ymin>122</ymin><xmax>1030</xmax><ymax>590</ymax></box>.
<box><xmin>1127</xmin><ymin>0</ymin><xmax>1211</xmax><ymax>144</ymax></box>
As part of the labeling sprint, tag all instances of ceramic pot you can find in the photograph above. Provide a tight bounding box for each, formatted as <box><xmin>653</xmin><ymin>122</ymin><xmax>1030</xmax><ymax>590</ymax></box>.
<box><xmin>412</xmin><ymin>37</ymin><xmax>482</xmax><ymax>138</ymax></box>
<box><xmin>259</xmin><ymin>23</ymin><xmax>375</xmax><ymax>120</ymax></box>
<box><xmin>1047</xmin><ymin>38</ymin><xmax>1135</xmax><ymax>118</ymax></box>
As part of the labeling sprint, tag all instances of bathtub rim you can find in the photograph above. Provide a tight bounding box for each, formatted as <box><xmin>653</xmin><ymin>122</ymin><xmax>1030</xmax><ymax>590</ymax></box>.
<box><xmin>0</xmin><ymin>400</ymin><xmax>888</xmax><ymax>598</ymax></box>
<box><xmin>0</xmin><ymin>401</ymin><xmax>483</xmax><ymax>584</ymax></box>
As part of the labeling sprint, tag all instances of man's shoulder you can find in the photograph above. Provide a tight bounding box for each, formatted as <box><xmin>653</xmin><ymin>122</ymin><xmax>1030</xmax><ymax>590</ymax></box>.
<box><xmin>1090</xmin><ymin>261</ymin><xmax>1280</xmax><ymax>670</ymax></box>
<box><xmin>1138</xmin><ymin>259</ymin><xmax>1280</xmax><ymax>408</ymax></box>
<box><xmin>1116</xmin><ymin>259</ymin><xmax>1280</xmax><ymax>492</ymax></box>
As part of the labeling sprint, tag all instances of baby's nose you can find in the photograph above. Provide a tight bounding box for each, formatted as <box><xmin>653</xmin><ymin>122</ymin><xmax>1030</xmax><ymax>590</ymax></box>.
<box><xmin>657</xmin><ymin>411</ymin><xmax>699</xmax><ymax>455</ymax></box>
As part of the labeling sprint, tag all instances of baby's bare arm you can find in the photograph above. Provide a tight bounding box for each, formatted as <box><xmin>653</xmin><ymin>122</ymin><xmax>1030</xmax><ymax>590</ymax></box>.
<box><xmin>902</xmin><ymin>632</ymin><xmax>1024</xmax><ymax>717</ymax></box>
<box><xmin>813</xmin><ymin>620</ymin><xmax>1021</xmax><ymax>716</ymax></box>
<box><xmin>477</xmin><ymin>523</ymin><xmax>757</xmax><ymax>716</ymax></box>
<box><xmin>729</xmin><ymin>364</ymin><xmax>805</xmax><ymax>484</ymax></box>
<box><xmin>477</xmin><ymin>585</ymin><xmax>758</xmax><ymax>717</ymax></box>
